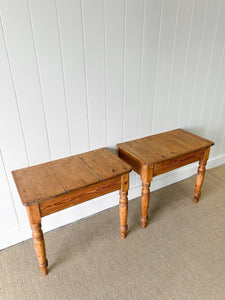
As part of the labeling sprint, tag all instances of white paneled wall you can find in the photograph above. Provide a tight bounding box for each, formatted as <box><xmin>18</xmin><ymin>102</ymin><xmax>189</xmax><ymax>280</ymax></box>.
<box><xmin>0</xmin><ymin>0</ymin><xmax>225</xmax><ymax>249</ymax></box>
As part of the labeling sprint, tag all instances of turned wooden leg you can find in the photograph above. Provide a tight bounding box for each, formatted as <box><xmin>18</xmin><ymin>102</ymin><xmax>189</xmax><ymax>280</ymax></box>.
<box><xmin>141</xmin><ymin>182</ymin><xmax>150</xmax><ymax>228</ymax></box>
<box><xmin>31</xmin><ymin>223</ymin><xmax>48</xmax><ymax>276</ymax></box>
<box><xmin>194</xmin><ymin>148</ymin><xmax>210</xmax><ymax>203</ymax></box>
<box><xmin>119</xmin><ymin>191</ymin><xmax>128</xmax><ymax>238</ymax></box>
<box><xmin>140</xmin><ymin>165</ymin><xmax>153</xmax><ymax>228</ymax></box>
<box><xmin>26</xmin><ymin>204</ymin><xmax>48</xmax><ymax>276</ymax></box>
<box><xmin>119</xmin><ymin>174</ymin><xmax>129</xmax><ymax>239</ymax></box>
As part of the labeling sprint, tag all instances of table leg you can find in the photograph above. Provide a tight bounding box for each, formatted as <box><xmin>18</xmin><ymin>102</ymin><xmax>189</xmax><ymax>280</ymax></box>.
<box><xmin>140</xmin><ymin>166</ymin><xmax>153</xmax><ymax>228</ymax></box>
<box><xmin>141</xmin><ymin>181</ymin><xmax>150</xmax><ymax>228</ymax></box>
<box><xmin>194</xmin><ymin>147</ymin><xmax>210</xmax><ymax>203</ymax></box>
<box><xmin>119</xmin><ymin>174</ymin><xmax>129</xmax><ymax>239</ymax></box>
<box><xmin>26</xmin><ymin>205</ymin><xmax>48</xmax><ymax>275</ymax></box>
<box><xmin>31</xmin><ymin>223</ymin><xmax>48</xmax><ymax>276</ymax></box>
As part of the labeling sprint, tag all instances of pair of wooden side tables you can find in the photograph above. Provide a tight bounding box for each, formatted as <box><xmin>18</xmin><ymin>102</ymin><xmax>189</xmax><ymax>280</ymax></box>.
<box><xmin>12</xmin><ymin>129</ymin><xmax>214</xmax><ymax>275</ymax></box>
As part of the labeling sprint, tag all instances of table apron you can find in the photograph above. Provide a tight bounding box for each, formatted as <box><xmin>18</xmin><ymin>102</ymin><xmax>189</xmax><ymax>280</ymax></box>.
<box><xmin>153</xmin><ymin>148</ymin><xmax>206</xmax><ymax>176</ymax></box>
<box><xmin>118</xmin><ymin>149</ymin><xmax>143</xmax><ymax>175</ymax></box>
<box><xmin>39</xmin><ymin>176</ymin><xmax>122</xmax><ymax>217</ymax></box>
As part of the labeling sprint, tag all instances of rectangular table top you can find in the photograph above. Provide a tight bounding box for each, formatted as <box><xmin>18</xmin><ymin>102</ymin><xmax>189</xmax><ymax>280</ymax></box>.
<box><xmin>117</xmin><ymin>129</ymin><xmax>214</xmax><ymax>166</ymax></box>
<box><xmin>12</xmin><ymin>148</ymin><xmax>131</xmax><ymax>206</ymax></box>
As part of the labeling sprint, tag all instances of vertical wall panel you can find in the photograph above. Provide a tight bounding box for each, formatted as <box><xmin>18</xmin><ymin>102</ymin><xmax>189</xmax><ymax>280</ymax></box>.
<box><xmin>123</xmin><ymin>0</ymin><xmax>144</xmax><ymax>187</ymax></box>
<box><xmin>0</xmin><ymin>17</ymin><xmax>29</xmax><ymax>227</ymax></box>
<box><xmin>56</xmin><ymin>0</ymin><xmax>90</xmax><ymax>154</ymax></box>
<box><xmin>0</xmin><ymin>151</ymin><xmax>18</xmax><ymax>232</ymax></box>
<box><xmin>178</xmin><ymin>0</ymin><xmax>207</xmax><ymax>129</ymax></box>
<box><xmin>220</xmin><ymin>113</ymin><xmax>225</xmax><ymax>156</ymax></box>
<box><xmin>188</xmin><ymin>0</ymin><xmax>221</xmax><ymax>132</ymax></box>
<box><xmin>0</xmin><ymin>0</ymin><xmax>50</xmax><ymax>165</ymax></box>
<box><xmin>139</xmin><ymin>0</ymin><xmax>162</xmax><ymax>138</ymax></box>
<box><xmin>221</xmin><ymin>140</ymin><xmax>225</xmax><ymax>158</ymax></box>
<box><xmin>197</xmin><ymin>0</ymin><xmax>225</xmax><ymax>137</ymax></box>
<box><xmin>213</xmin><ymin>94</ymin><xmax>225</xmax><ymax>157</ymax></box>
<box><xmin>166</xmin><ymin>0</ymin><xmax>194</xmax><ymax>130</ymax></box>
<box><xmin>105</xmin><ymin>0</ymin><xmax>124</xmax><ymax>147</ymax></box>
<box><xmin>123</xmin><ymin>0</ymin><xmax>144</xmax><ymax>142</ymax></box>
<box><xmin>81</xmin><ymin>0</ymin><xmax>106</xmax><ymax>150</ymax></box>
<box><xmin>152</xmin><ymin>0</ymin><xmax>179</xmax><ymax>133</ymax></box>
<box><xmin>29</xmin><ymin>0</ymin><xmax>71</xmax><ymax>160</ymax></box>
<box><xmin>206</xmin><ymin>45</ymin><xmax>225</xmax><ymax>156</ymax></box>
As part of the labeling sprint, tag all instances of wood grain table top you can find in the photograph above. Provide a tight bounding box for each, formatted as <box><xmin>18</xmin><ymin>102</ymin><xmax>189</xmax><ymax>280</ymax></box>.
<box><xmin>117</xmin><ymin>129</ymin><xmax>214</xmax><ymax>166</ymax></box>
<box><xmin>12</xmin><ymin>148</ymin><xmax>131</xmax><ymax>206</ymax></box>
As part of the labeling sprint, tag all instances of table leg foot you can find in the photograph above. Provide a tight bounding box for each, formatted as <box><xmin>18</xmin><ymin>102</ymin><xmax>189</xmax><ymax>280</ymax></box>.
<box><xmin>39</xmin><ymin>260</ymin><xmax>48</xmax><ymax>276</ymax></box>
<box><xmin>194</xmin><ymin>197</ymin><xmax>199</xmax><ymax>203</ymax></box>
<box><xmin>120</xmin><ymin>225</ymin><xmax>128</xmax><ymax>239</ymax></box>
<box><xmin>140</xmin><ymin>216</ymin><xmax>148</xmax><ymax>228</ymax></box>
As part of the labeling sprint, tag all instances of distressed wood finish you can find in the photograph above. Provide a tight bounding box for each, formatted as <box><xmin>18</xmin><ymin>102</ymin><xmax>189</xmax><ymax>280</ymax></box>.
<box><xmin>117</xmin><ymin>129</ymin><xmax>214</xmax><ymax>227</ymax></box>
<box><xmin>12</xmin><ymin>148</ymin><xmax>131</xmax><ymax>275</ymax></box>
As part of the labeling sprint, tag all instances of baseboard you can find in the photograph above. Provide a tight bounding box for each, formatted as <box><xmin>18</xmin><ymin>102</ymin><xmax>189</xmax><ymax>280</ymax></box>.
<box><xmin>0</xmin><ymin>228</ymin><xmax>31</xmax><ymax>250</ymax></box>
<box><xmin>206</xmin><ymin>153</ymin><xmax>225</xmax><ymax>169</ymax></box>
<box><xmin>1</xmin><ymin>153</ymin><xmax>225</xmax><ymax>250</ymax></box>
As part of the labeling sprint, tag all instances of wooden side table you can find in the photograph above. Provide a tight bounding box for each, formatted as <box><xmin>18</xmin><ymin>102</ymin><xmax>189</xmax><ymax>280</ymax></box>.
<box><xmin>117</xmin><ymin>129</ymin><xmax>214</xmax><ymax>228</ymax></box>
<box><xmin>12</xmin><ymin>148</ymin><xmax>131</xmax><ymax>275</ymax></box>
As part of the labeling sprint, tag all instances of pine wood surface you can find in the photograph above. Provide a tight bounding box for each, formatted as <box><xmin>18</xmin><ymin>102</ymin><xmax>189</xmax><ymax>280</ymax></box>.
<box><xmin>12</xmin><ymin>148</ymin><xmax>131</xmax><ymax>206</ymax></box>
<box><xmin>117</xmin><ymin>129</ymin><xmax>214</xmax><ymax>228</ymax></box>
<box><xmin>117</xmin><ymin>129</ymin><xmax>214</xmax><ymax>166</ymax></box>
<box><xmin>12</xmin><ymin>148</ymin><xmax>131</xmax><ymax>275</ymax></box>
